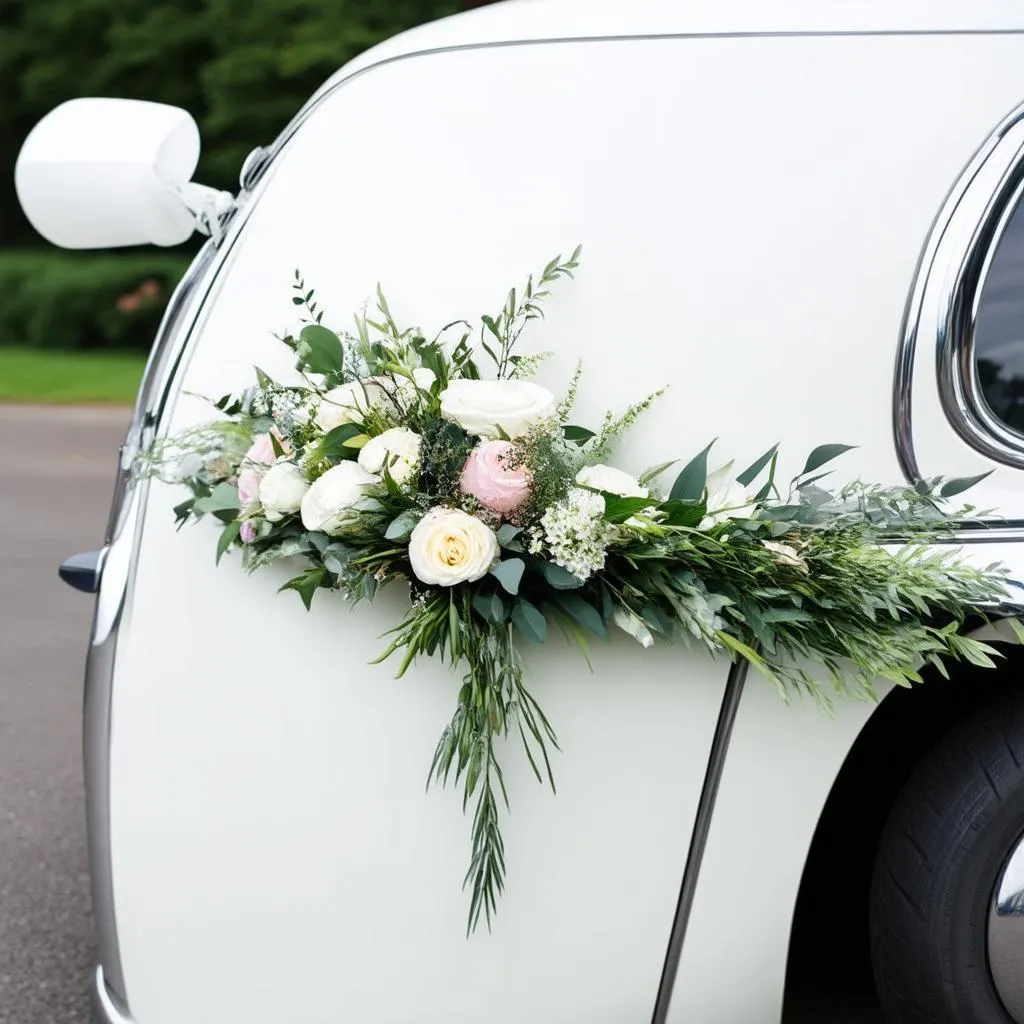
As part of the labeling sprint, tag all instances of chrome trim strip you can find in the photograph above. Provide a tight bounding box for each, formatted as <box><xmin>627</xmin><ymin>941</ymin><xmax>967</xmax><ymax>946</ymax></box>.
<box><xmin>649</xmin><ymin>656</ymin><xmax>751</xmax><ymax>1024</ymax></box>
<box><xmin>894</xmin><ymin>98</ymin><xmax>1024</xmax><ymax>481</ymax></box>
<box><xmin>91</xmin><ymin>966</ymin><xmax>135</xmax><ymax>1024</ymax></box>
<box><xmin>936</xmin><ymin>134</ymin><xmax>1024</xmax><ymax>467</ymax></box>
<box><xmin>989</xmin><ymin>833</ymin><xmax>1024</xmax><ymax>1023</ymax></box>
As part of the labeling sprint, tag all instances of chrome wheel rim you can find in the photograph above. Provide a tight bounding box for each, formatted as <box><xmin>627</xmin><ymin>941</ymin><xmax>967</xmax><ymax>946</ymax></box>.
<box><xmin>989</xmin><ymin>832</ymin><xmax>1024</xmax><ymax>1022</ymax></box>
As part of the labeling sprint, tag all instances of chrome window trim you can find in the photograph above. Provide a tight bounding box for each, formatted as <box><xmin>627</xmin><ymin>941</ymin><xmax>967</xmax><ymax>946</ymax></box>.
<box><xmin>894</xmin><ymin>98</ymin><xmax>1024</xmax><ymax>484</ymax></box>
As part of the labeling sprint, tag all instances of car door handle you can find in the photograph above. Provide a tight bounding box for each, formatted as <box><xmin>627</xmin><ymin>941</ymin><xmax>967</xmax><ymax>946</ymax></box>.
<box><xmin>58</xmin><ymin>549</ymin><xmax>106</xmax><ymax>594</ymax></box>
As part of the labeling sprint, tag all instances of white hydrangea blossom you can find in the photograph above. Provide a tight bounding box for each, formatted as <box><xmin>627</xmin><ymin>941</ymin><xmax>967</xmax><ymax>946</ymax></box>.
<box><xmin>536</xmin><ymin>487</ymin><xmax>614</xmax><ymax>581</ymax></box>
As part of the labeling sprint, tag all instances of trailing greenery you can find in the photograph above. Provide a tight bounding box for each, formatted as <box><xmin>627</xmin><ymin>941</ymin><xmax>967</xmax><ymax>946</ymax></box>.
<box><xmin>0</xmin><ymin>251</ymin><xmax>191</xmax><ymax>352</ymax></box>
<box><xmin>141</xmin><ymin>249</ymin><xmax>1019</xmax><ymax>935</ymax></box>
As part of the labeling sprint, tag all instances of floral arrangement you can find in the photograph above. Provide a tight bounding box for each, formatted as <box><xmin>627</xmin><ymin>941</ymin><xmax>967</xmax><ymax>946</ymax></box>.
<box><xmin>144</xmin><ymin>248</ymin><xmax>1017</xmax><ymax>933</ymax></box>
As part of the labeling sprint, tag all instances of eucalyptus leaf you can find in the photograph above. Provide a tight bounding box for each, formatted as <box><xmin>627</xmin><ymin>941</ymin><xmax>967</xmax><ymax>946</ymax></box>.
<box><xmin>385</xmin><ymin>510</ymin><xmax>422</xmax><ymax>542</ymax></box>
<box><xmin>540</xmin><ymin>561</ymin><xmax>583</xmax><ymax>589</ymax></box>
<box><xmin>496</xmin><ymin>524</ymin><xmax>523</xmax><ymax>548</ymax></box>
<box><xmin>490</xmin><ymin>558</ymin><xmax>525</xmax><ymax>595</ymax></box>
<box><xmin>552</xmin><ymin>593</ymin><xmax>607</xmax><ymax>638</ymax></box>
<box><xmin>512</xmin><ymin>599</ymin><xmax>547</xmax><ymax>644</ymax></box>
<box><xmin>193</xmin><ymin>482</ymin><xmax>240</xmax><ymax>514</ymax></box>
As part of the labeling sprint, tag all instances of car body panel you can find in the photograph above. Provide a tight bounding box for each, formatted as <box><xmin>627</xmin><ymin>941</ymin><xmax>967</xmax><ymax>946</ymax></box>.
<box><xmin>84</xmin><ymin>6</ymin><xmax>1024</xmax><ymax>1024</ymax></box>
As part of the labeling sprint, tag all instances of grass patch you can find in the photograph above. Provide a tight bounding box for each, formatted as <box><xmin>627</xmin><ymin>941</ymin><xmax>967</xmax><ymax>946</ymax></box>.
<box><xmin>0</xmin><ymin>347</ymin><xmax>145</xmax><ymax>405</ymax></box>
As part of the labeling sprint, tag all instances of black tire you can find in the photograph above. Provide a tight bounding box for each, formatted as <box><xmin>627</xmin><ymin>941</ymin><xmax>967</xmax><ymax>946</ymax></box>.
<box><xmin>869</xmin><ymin>687</ymin><xmax>1024</xmax><ymax>1024</ymax></box>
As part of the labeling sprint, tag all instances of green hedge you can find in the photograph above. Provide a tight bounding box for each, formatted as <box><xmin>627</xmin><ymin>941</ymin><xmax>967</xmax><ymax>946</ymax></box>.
<box><xmin>0</xmin><ymin>251</ymin><xmax>192</xmax><ymax>352</ymax></box>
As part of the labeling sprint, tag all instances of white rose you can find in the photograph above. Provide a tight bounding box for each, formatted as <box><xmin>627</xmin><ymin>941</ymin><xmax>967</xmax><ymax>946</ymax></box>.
<box><xmin>358</xmin><ymin>427</ymin><xmax>422</xmax><ymax>486</ymax></box>
<box><xmin>700</xmin><ymin>460</ymin><xmax>758</xmax><ymax>529</ymax></box>
<box><xmin>258</xmin><ymin>461</ymin><xmax>310</xmax><ymax>522</ymax></box>
<box><xmin>439</xmin><ymin>379</ymin><xmax>556</xmax><ymax>439</ymax></box>
<box><xmin>576</xmin><ymin>464</ymin><xmax>649</xmax><ymax>498</ymax></box>
<box><xmin>300</xmin><ymin>462</ymin><xmax>379</xmax><ymax>535</ymax></box>
<box><xmin>314</xmin><ymin>378</ymin><xmax>389</xmax><ymax>433</ymax></box>
<box><xmin>408</xmin><ymin>507</ymin><xmax>499</xmax><ymax>586</ymax></box>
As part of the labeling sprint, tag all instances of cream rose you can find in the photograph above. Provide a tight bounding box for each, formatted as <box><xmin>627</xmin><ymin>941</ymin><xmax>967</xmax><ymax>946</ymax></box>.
<box><xmin>407</xmin><ymin>507</ymin><xmax>499</xmax><ymax>586</ymax></box>
<box><xmin>314</xmin><ymin>378</ymin><xmax>389</xmax><ymax>433</ymax></box>
<box><xmin>358</xmin><ymin>427</ymin><xmax>421</xmax><ymax>487</ymax></box>
<box><xmin>259</xmin><ymin>461</ymin><xmax>310</xmax><ymax>522</ymax></box>
<box><xmin>300</xmin><ymin>462</ymin><xmax>379</xmax><ymax>535</ymax></box>
<box><xmin>439</xmin><ymin>379</ymin><xmax>556</xmax><ymax>439</ymax></box>
<box><xmin>576</xmin><ymin>464</ymin><xmax>649</xmax><ymax>498</ymax></box>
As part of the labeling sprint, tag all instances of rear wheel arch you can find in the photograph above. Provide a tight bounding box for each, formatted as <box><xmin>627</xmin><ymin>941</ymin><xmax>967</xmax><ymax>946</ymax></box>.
<box><xmin>782</xmin><ymin>638</ymin><xmax>1024</xmax><ymax>1019</ymax></box>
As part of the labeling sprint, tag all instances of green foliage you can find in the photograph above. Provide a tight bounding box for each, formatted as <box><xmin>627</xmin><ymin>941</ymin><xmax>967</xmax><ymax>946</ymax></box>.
<box><xmin>0</xmin><ymin>250</ymin><xmax>191</xmax><ymax>350</ymax></box>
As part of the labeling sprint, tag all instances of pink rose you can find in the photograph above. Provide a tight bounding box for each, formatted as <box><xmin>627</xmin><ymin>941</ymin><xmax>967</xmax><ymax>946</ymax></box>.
<box><xmin>237</xmin><ymin>468</ymin><xmax>262</xmax><ymax>510</ymax></box>
<box><xmin>239</xmin><ymin>520</ymin><xmax>257</xmax><ymax>544</ymax></box>
<box><xmin>237</xmin><ymin>431</ymin><xmax>291</xmax><ymax>510</ymax></box>
<box><xmin>243</xmin><ymin>431</ymin><xmax>288</xmax><ymax>469</ymax></box>
<box><xmin>459</xmin><ymin>440</ymin><xmax>532</xmax><ymax>515</ymax></box>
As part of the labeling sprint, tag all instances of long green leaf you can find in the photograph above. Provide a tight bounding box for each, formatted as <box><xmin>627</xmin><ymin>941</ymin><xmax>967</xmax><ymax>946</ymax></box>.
<box><xmin>737</xmin><ymin>444</ymin><xmax>779</xmax><ymax>487</ymax></box>
<box><xmin>670</xmin><ymin>439</ymin><xmax>716</xmax><ymax>501</ymax></box>
<box><xmin>800</xmin><ymin>443</ymin><xmax>856</xmax><ymax>476</ymax></box>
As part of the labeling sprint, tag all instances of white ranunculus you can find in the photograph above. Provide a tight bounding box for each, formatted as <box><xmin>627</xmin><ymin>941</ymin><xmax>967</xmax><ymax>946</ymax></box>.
<box><xmin>358</xmin><ymin>427</ymin><xmax>422</xmax><ymax>486</ymax></box>
<box><xmin>701</xmin><ymin>460</ymin><xmax>758</xmax><ymax>530</ymax></box>
<box><xmin>439</xmin><ymin>379</ymin><xmax>556</xmax><ymax>439</ymax></box>
<box><xmin>259</xmin><ymin>461</ymin><xmax>310</xmax><ymax>522</ymax></box>
<box><xmin>576</xmin><ymin>464</ymin><xmax>649</xmax><ymax>499</ymax></box>
<box><xmin>314</xmin><ymin>378</ymin><xmax>389</xmax><ymax>433</ymax></box>
<box><xmin>408</xmin><ymin>507</ymin><xmax>499</xmax><ymax>586</ymax></box>
<box><xmin>300</xmin><ymin>462</ymin><xmax>379</xmax><ymax>535</ymax></box>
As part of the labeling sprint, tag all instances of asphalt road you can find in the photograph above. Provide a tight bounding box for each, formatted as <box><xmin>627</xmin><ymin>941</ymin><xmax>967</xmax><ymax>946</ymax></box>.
<box><xmin>0</xmin><ymin>403</ymin><xmax>128</xmax><ymax>1024</ymax></box>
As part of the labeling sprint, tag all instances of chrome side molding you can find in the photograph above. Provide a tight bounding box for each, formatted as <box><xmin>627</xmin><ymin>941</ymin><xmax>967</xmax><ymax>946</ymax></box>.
<box><xmin>91</xmin><ymin>966</ymin><xmax>135</xmax><ymax>1024</ymax></box>
<box><xmin>894</xmin><ymin>97</ymin><xmax>1024</xmax><ymax>483</ymax></box>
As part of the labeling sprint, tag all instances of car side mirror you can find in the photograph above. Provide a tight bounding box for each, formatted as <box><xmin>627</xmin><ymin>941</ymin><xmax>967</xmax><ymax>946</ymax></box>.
<box><xmin>14</xmin><ymin>97</ymin><xmax>233</xmax><ymax>249</ymax></box>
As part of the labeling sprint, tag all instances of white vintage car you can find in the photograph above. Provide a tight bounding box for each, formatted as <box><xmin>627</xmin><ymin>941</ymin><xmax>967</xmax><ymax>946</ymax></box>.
<box><xmin>18</xmin><ymin>1</ymin><xmax>1024</xmax><ymax>1022</ymax></box>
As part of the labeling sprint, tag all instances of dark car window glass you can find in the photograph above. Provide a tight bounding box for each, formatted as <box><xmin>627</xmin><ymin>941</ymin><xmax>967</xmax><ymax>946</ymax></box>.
<box><xmin>975</xmin><ymin>196</ymin><xmax>1024</xmax><ymax>435</ymax></box>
